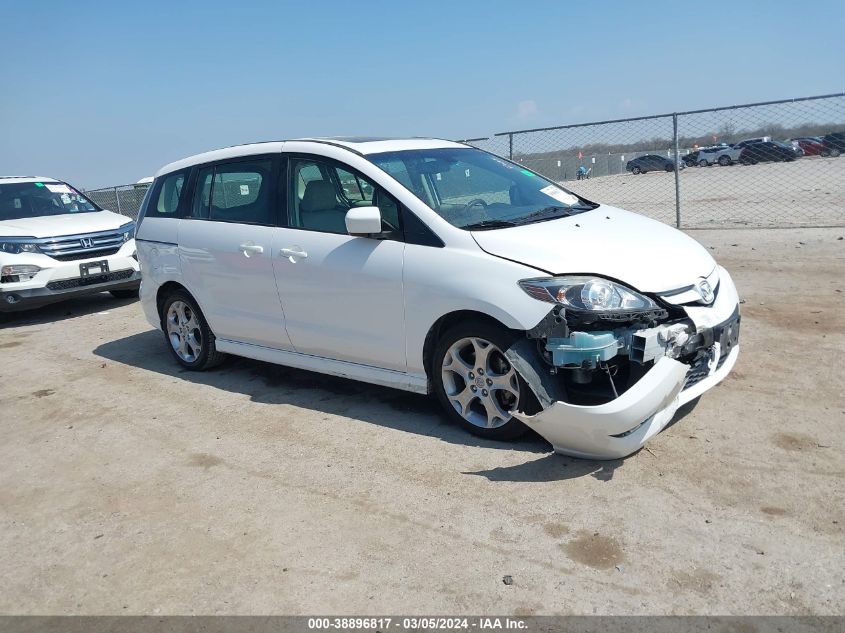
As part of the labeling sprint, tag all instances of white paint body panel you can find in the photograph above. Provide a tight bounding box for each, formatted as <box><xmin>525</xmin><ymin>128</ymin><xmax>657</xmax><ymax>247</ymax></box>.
<box><xmin>137</xmin><ymin>138</ymin><xmax>741</xmax><ymax>460</ymax></box>
<box><xmin>470</xmin><ymin>205</ymin><xmax>717</xmax><ymax>293</ymax></box>
<box><xmin>271</xmin><ymin>228</ymin><xmax>406</xmax><ymax>370</ymax></box>
<box><xmin>0</xmin><ymin>209</ymin><xmax>133</xmax><ymax>239</ymax></box>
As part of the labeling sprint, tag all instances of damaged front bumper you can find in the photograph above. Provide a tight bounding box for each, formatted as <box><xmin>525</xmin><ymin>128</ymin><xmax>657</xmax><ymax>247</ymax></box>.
<box><xmin>515</xmin><ymin>266</ymin><xmax>741</xmax><ymax>460</ymax></box>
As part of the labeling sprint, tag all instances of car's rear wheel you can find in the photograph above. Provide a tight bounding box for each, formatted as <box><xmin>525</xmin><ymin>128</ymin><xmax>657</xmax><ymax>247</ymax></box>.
<box><xmin>718</xmin><ymin>155</ymin><xmax>731</xmax><ymax>166</ymax></box>
<box><xmin>664</xmin><ymin>164</ymin><xmax>673</xmax><ymax>172</ymax></box>
<box><xmin>160</xmin><ymin>290</ymin><xmax>226</xmax><ymax>370</ymax></box>
<box><xmin>433</xmin><ymin>321</ymin><xmax>537</xmax><ymax>441</ymax></box>
<box><xmin>631</xmin><ymin>166</ymin><xmax>641</xmax><ymax>174</ymax></box>
<box><xmin>109</xmin><ymin>288</ymin><xmax>139</xmax><ymax>299</ymax></box>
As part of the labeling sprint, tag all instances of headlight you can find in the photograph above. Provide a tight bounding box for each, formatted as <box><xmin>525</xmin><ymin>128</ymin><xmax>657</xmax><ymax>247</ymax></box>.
<box><xmin>0</xmin><ymin>241</ymin><xmax>40</xmax><ymax>254</ymax></box>
<box><xmin>120</xmin><ymin>221</ymin><xmax>136</xmax><ymax>242</ymax></box>
<box><xmin>519</xmin><ymin>276</ymin><xmax>657</xmax><ymax>311</ymax></box>
<box><xmin>1</xmin><ymin>264</ymin><xmax>41</xmax><ymax>283</ymax></box>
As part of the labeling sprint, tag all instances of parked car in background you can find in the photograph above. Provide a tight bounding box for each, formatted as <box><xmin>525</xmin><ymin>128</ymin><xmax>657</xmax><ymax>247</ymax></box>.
<box><xmin>626</xmin><ymin>155</ymin><xmax>684</xmax><ymax>174</ymax></box>
<box><xmin>682</xmin><ymin>150</ymin><xmax>701</xmax><ymax>167</ymax></box>
<box><xmin>789</xmin><ymin>137</ymin><xmax>824</xmax><ymax>156</ymax></box>
<box><xmin>135</xmin><ymin>137</ymin><xmax>739</xmax><ymax>459</ymax></box>
<box><xmin>738</xmin><ymin>141</ymin><xmax>800</xmax><ymax>165</ymax></box>
<box><xmin>697</xmin><ymin>145</ymin><xmax>742</xmax><ymax>166</ymax></box>
<box><xmin>0</xmin><ymin>177</ymin><xmax>140</xmax><ymax>312</ymax></box>
<box><xmin>820</xmin><ymin>132</ymin><xmax>845</xmax><ymax>157</ymax></box>
<box><xmin>733</xmin><ymin>137</ymin><xmax>771</xmax><ymax>150</ymax></box>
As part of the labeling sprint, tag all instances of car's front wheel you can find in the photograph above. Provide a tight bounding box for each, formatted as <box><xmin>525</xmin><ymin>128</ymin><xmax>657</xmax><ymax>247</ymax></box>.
<box><xmin>631</xmin><ymin>166</ymin><xmax>641</xmax><ymax>174</ymax></box>
<box><xmin>831</xmin><ymin>148</ymin><xmax>842</xmax><ymax>158</ymax></box>
<box><xmin>698</xmin><ymin>159</ymin><xmax>709</xmax><ymax>167</ymax></box>
<box><xmin>160</xmin><ymin>290</ymin><xmax>226</xmax><ymax>370</ymax></box>
<box><xmin>718</xmin><ymin>156</ymin><xmax>732</xmax><ymax>166</ymax></box>
<box><xmin>433</xmin><ymin>321</ymin><xmax>536</xmax><ymax>441</ymax></box>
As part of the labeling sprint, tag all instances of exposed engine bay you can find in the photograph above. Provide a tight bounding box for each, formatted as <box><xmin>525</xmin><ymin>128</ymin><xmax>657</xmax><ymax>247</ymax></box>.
<box><xmin>512</xmin><ymin>293</ymin><xmax>740</xmax><ymax>409</ymax></box>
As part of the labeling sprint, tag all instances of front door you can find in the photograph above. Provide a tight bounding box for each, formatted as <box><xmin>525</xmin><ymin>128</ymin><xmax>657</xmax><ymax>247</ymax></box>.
<box><xmin>271</xmin><ymin>155</ymin><xmax>406</xmax><ymax>371</ymax></box>
<box><xmin>179</xmin><ymin>156</ymin><xmax>293</xmax><ymax>350</ymax></box>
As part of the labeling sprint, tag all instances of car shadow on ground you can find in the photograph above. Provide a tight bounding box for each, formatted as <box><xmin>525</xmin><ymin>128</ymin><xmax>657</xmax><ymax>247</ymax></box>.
<box><xmin>0</xmin><ymin>293</ymin><xmax>138</xmax><ymax>328</ymax></box>
<box><xmin>94</xmin><ymin>330</ymin><xmax>556</xmax><ymax>455</ymax></box>
<box><xmin>94</xmin><ymin>330</ymin><xmax>701</xmax><ymax>482</ymax></box>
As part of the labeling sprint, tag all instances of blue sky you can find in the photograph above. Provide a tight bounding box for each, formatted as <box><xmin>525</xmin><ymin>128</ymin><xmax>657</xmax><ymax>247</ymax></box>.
<box><xmin>1</xmin><ymin>0</ymin><xmax>843</xmax><ymax>188</ymax></box>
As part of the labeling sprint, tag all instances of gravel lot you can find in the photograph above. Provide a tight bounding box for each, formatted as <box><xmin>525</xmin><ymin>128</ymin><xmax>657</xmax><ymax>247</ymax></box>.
<box><xmin>0</xmin><ymin>227</ymin><xmax>843</xmax><ymax>615</ymax></box>
<box><xmin>567</xmin><ymin>156</ymin><xmax>845</xmax><ymax>228</ymax></box>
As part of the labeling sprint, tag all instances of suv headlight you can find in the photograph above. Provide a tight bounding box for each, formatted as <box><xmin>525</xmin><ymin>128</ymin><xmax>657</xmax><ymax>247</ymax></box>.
<box><xmin>519</xmin><ymin>276</ymin><xmax>657</xmax><ymax>311</ymax></box>
<box><xmin>0</xmin><ymin>241</ymin><xmax>40</xmax><ymax>254</ymax></box>
<box><xmin>120</xmin><ymin>221</ymin><xmax>136</xmax><ymax>242</ymax></box>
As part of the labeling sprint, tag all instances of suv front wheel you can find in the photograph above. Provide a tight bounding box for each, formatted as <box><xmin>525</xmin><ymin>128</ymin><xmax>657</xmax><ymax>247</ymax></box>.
<box><xmin>160</xmin><ymin>290</ymin><xmax>226</xmax><ymax>370</ymax></box>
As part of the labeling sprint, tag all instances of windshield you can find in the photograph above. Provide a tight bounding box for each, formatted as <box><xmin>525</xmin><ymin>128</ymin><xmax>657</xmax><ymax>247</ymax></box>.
<box><xmin>0</xmin><ymin>181</ymin><xmax>100</xmax><ymax>221</ymax></box>
<box><xmin>367</xmin><ymin>147</ymin><xmax>597</xmax><ymax>229</ymax></box>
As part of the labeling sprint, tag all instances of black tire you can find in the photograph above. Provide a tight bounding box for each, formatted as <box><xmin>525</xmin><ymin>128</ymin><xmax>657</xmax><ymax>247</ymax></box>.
<box><xmin>718</xmin><ymin>155</ymin><xmax>731</xmax><ymax>166</ymax></box>
<box><xmin>698</xmin><ymin>159</ymin><xmax>709</xmax><ymax>167</ymax></box>
<box><xmin>665</xmin><ymin>164</ymin><xmax>673</xmax><ymax>172</ymax></box>
<box><xmin>831</xmin><ymin>148</ymin><xmax>842</xmax><ymax>158</ymax></box>
<box><xmin>432</xmin><ymin>320</ymin><xmax>539</xmax><ymax>441</ymax></box>
<box><xmin>631</xmin><ymin>166</ymin><xmax>641</xmax><ymax>174</ymax></box>
<box><xmin>109</xmin><ymin>288</ymin><xmax>139</xmax><ymax>299</ymax></box>
<box><xmin>159</xmin><ymin>289</ymin><xmax>226</xmax><ymax>370</ymax></box>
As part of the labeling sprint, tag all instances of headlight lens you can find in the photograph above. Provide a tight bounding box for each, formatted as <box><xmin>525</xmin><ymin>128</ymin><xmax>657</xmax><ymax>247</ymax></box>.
<box><xmin>519</xmin><ymin>276</ymin><xmax>657</xmax><ymax>311</ymax></box>
<box><xmin>0</xmin><ymin>241</ymin><xmax>40</xmax><ymax>254</ymax></box>
<box><xmin>120</xmin><ymin>221</ymin><xmax>136</xmax><ymax>242</ymax></box>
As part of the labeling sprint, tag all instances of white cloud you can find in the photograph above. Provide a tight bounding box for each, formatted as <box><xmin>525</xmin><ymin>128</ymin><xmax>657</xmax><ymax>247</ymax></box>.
<box><xmin>516</xmin><ymin>99</ymin><xmax>538</xmax><ymax>119</ymax></box>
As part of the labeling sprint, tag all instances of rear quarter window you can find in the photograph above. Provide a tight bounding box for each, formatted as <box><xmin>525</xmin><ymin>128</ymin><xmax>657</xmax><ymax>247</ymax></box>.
<box><xmin>150</xmin><ymin>170</ymin><xmax>189</xmax><ymax>217</ymax></box>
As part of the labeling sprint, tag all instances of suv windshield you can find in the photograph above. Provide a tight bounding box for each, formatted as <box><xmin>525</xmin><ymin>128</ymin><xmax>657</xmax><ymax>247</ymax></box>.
<box><xmin>367</xmin><ymin>147</ymin><xmax>597</xmax><ymax>229</ymax></box>
<box><xmin>0</xmin><ymin>181</ymin><xmax>100</xmax><ymax>221</ymax></box>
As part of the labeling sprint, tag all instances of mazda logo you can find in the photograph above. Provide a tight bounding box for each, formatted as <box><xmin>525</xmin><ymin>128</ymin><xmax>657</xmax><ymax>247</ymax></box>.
<box><xmin>696</xmin><ymin>279</ymin><xmax>715</xmax><ymax>305</ymax></box>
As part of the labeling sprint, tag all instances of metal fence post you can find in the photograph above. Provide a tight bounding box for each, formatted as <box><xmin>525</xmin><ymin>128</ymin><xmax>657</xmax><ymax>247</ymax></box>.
<box><xmin>672</xmin><ymin>113</ymin><xmax>681</xmax><ymax>229</ymax></box>
<box><xmin>114</xmin><ymin>186</ymin><xmax>122</xmax><ymax>215</ymax></box>
<box><xmin>508</xmin><ymin>133</ymin><xmax>513</xmax><ymax>160</ymax></box>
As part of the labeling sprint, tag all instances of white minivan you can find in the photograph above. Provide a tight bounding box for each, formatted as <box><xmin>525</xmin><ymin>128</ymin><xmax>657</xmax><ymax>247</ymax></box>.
<box><xmin>136</xmin><ymin>138</ymin><xmax>740</xmax><ymax>459</ymax></box>
<box><xmin>0</xmin><ymin>177</ymin><xmax>140</xmax><ymax>312</ymax></box>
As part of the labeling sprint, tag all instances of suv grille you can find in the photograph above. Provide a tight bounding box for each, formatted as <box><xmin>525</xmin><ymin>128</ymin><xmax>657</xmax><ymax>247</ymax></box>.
<box><xmin>38</xmin><ymin>229</ymin><xmax>127</xmax><ymax>261</ymax></box>
<box><xmin>46</xmin><ymin>269</ymin><xmax>134</xmax><ymax>291</ymax></box>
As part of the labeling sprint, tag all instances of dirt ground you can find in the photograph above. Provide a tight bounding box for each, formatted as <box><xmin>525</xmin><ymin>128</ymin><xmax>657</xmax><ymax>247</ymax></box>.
<box><xmin>0</xmin><ymin>227</ymin><xmax>843</xmax><ymax>615</ymax></box>
<box><xmin>568</xmin><ymin>156</ymin><xmax>845</xmax><ymax>228</ymax></box>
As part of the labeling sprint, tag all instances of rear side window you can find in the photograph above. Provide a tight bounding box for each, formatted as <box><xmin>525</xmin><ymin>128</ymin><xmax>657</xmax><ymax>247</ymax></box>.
<box><xmin>190</xmin><ymin>159</ymin><xmax>275</xmax><ymax>225</ymax></box>
<box><xmin>153</xmin><ymin>171</ymin><xmax>187</xmax><ymax>216</ymax></box>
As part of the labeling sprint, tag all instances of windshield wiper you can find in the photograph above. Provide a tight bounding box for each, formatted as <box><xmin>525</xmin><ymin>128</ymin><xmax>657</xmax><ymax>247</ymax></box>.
<box><xmin>513</xmin><ymin>203</ymin><xmax>597</xmax><ymax>226</ymax></box>
<box><xmin>462</xmin><ymin>219</ymin><xmax>518</xmax><ymax>230</ymax></box>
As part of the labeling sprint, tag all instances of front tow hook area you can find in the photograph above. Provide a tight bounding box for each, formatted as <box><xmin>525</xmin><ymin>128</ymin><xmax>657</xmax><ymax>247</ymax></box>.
<box><xmin>514</xmin><ymin>357</ymin><xmax>689</xmax><ymax>460</ymax></box>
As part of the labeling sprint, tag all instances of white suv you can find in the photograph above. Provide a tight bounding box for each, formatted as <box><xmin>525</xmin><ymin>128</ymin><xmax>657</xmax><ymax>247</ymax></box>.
<box><xmin>0</xmin><ymin>177</ymin><xmax>140</xmax><ymax>312</ymax></box>
<box><xmin>136</xmin><ymin>138</ymin><xmax>740</xmax><ymax>459</ymax></box>
<box><xmin>697</xmin><ymin>145</ymin><xmax>742</xmax><ymax>166</ymax></box>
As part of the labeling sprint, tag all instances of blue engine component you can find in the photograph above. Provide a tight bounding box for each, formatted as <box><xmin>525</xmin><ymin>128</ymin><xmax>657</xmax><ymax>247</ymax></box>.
<box><xmin>545</xmin><ymin>331</ymin><xmax>619</xmax><ymax>368</ymax></box>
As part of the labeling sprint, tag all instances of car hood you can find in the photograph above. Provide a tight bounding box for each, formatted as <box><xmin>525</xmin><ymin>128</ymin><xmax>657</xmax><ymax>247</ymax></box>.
<box><xmin>470</xmin><ymin>205</ymin><xmax>716</xmax><ymax>293</ymax></box>
<box><xmin>0</xmin><ymin>211</ymin><xmax>132</xmax><ymax>238</ymax></box>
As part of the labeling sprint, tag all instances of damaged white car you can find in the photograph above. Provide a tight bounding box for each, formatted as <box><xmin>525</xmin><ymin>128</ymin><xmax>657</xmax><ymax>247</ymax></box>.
<box><xmin>136</xmin><ymin>138</ymin><xmax>739</xmax><ymax>459</ymax></box>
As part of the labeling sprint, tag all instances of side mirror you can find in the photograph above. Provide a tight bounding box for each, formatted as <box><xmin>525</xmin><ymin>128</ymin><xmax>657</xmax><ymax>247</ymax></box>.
<box><xmin>345</xmin><ymin>206</ymin><xmax>382</xmax><ymax>237</ymax></box>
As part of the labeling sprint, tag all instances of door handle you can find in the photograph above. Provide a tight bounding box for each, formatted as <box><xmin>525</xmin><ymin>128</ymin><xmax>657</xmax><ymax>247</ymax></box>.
<box><xmin>239</xmin><ymin>243</ymin><xmax>264</xmax><ymax>257</ymax></box>
<box><xmin>280</xmin><ymin>247</ymin><xmax>308</xmax><ymax>261</ymax></box>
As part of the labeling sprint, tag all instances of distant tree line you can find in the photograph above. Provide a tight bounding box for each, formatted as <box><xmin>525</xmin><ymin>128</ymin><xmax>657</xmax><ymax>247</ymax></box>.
<box><xmin>514</xmin><ymin>120</ymin><xmax>844</xmax><ymax>161</ymax></box>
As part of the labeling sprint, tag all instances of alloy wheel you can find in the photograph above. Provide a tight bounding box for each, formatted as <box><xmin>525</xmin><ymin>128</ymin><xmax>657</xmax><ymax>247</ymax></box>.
<box><xmin>440</xmin><ymin>337</ymin><xmax>520</xmax><ymax>429</ymax></box>
<box><xmin>166</xmin><ymin>300</ymin><xmax>203</xmax><ymax>363</ymax></box>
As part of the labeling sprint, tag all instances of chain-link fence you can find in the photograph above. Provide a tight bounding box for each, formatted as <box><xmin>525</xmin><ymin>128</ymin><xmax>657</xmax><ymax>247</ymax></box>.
<box><xmin>84</xmin><ymin>183</ymin><xmax>150</xmax><ymax>221</ymax></box>
<box><xmin>464</xmin><ymin>93</ymin><xmax>845</xmax><ymax>228</ymax></box>
<box><xmin>88</xmin><ymin>93</ymin><xmax>844</xmax><ymax>229</ymax></box>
